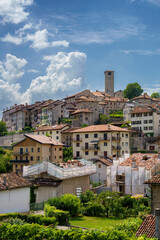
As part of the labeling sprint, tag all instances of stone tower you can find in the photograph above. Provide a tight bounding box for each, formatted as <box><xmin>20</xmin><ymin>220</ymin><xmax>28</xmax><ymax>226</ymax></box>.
<box><xmin>104</xmin><ymin>70</ymin><xmax>114</xmax><ymax>96</ymax></box>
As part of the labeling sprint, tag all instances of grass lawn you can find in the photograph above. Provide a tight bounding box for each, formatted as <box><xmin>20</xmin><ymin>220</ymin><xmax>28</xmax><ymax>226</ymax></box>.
<box><xmin>70</xmin><ymin>216</ymin><xmax>123</xmax><ymax>231</ymax></box>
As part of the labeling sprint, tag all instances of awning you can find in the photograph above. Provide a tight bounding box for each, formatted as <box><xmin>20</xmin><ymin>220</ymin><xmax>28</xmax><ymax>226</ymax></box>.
<box><xmin>89</xmin><ymin>140</ymin><xmax>99</xmax><ymax>144</ymax></box>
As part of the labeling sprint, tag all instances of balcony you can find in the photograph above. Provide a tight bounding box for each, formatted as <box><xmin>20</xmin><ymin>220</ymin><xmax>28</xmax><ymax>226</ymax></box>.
<box><xmin>73</xmin><ymin>155</ymin><xmax>82</xmax><ymax>159</ymax></box>
<box><xmin>112</xmin><ymin>146</ymin><xmax>121</xmax><ymax>150</ymax></box>
<box><xmin>81</xmin><ymin>146</ymin><xmax>100</xmax><ymax>150</ymax></box>
<box><xmin>10</xmin><ymin>160</ymin><xmax>29</xmax><ymax>163</ymax></box>
<box><xmin>112</xmin><ymin>137</ymin><xmax>121</xmax><ymax>141</ymax></box>
<box><xmin>73</xmin><ymin>138</ymin><xmax>82</xmax><ymax>142</ymax></box>
<box><xmin>13</xmin><ymin>152</ymin><xmax>29</xmax><ymax>156</ymax></box>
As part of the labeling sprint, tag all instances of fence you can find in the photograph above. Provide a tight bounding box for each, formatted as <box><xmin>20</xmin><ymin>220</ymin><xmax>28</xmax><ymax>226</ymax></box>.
<box><xmin>30</xmin><ymin>201</ymin><xmax>45</xmax><ymax>211</ymax></box>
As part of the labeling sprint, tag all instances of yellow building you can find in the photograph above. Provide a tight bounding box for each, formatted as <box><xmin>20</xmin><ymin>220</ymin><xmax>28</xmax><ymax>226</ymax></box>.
<box><xmin>71</xmin><ymin>124</ymin><xmax>130</xmax><ymax>159</ymax></box>
<box><xmin>11</xmin><ymin>134</ymin><xmax>63</xmax><ymax>174</ymax></box>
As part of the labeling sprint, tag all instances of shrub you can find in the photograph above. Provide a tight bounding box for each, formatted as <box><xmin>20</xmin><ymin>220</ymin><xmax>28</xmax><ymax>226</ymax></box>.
<box><xmin>80</xmin><ymin>190</ymin><xmax>95</xmax><ymax>204</ymax></box>
<box><xmin>83</xmin><ymin>202</ymin><xmax>105</xmax><ymax>217</ymax></box>
<box><xmin>48</xmin><ymin>194</ymin><xmax>81</xmax><ymax>217</ymax></box>
<box><xmin>44</xmin><ymin>203</ymin><xmax>69</xmax><ymax>225</ymax></box>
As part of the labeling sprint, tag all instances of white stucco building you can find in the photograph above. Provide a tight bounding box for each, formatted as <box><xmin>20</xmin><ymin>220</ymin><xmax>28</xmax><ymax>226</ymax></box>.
<box><xmin>0</xmin><ymin>173</ymin><xmax>31</xmax><ymax>214</ymax></box>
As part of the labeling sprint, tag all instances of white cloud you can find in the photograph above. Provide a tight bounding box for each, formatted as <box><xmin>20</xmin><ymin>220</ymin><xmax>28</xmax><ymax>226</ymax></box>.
<box><xmin>130</xmin><ymin>0</ymin><xmax>160</xmax><ymax>6</ymax></box>
<box><xmin>0</xmin><ymin>54</ymin><xmax>27</xmax><ymax>83</ymax></box>
<box><xmin>1</xmin><ymin>33</ymin><xmax>23</xmax><ymax>45</ymax></box>
<box><xmin>28</xmin><ymin>69</ymin><xmax>39</xmax><ymax>73</ymax></box>
<box><xmin>25</xmin><ymin>29</ymin><xmax>50</xmax><ymax>49</ymax></box>
<box><xmin>121</xmin><ymin>49</ymin><xmax>160</xmax><ymax>55</ymax></box>
<box><xmin>0</xmin><ymin>51</ymin><xmax>87</xmax><ymax>117</ymax></box>
<box><xmin>27</xmin><ymin>51</ymin><xmax>87</xmax><ymax>102</ymax></box>
<box><xmin>15</xmin><ymin>23</ymin><xmax>32</xmax><ymax>35</ymax></box>
<box><xmin>0</xmin><ymin>0</ymin><xmax>33</xmax><ymax>24</ymax></box>
<box><xmin>52</xmin><ymin>40</ymin><xmax>69</xmax><ymax>47</ymax></box>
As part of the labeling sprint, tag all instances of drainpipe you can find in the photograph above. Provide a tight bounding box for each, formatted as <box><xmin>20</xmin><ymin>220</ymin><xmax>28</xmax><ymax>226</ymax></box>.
<box><xmin>155</xmin><ymin>208</ymin><xmax>160</xmax><ymax>239</ymax></box>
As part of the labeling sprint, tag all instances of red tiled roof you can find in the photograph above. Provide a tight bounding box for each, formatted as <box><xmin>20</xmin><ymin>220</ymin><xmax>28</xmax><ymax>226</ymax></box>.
<box><xmin>35</xmin><ymin>124</ymin><xmax>69</xmax><ymax>131</ymax></box>
<box><xmin>120</xmin><ymin>153</ymin><xmax>159</xmax><ymax>170</ymax></box>
<box><xmin>136</xmin><ymin>215</ymin><xmax>155</xmax><ymax>238</ymax></box>
<box><xmin>96</xmin><ymin>158</ymin><xmax>113</xmax><ymax>166</ymax></box>
<box><xmin>0</xmin><ymin>173</ymin><xmax>31</xmax><ymax>191</ymax></box>
<box><xmin>71</xmin><ymin>109</ymin><xmax>92</xmax><ymax>114</ymax></box>
<box><xmin>70</xmin><ymin>124</ymin><xmax>130</xmax><ymax>133</ymax></box>
<box><xmin>24</xmin><ymin>134</ymin><xmax>63</xmax><ymax>145</ymax></box>
<box><xmin>144</xmin><ymin>174</ymin><xmax>160</xmax><ymax>184</ymax></box>
<box><xmin>132</xmin><ymin>93</ymin><xmax>152</xmax><ymax>100</ymax></box>
<box><xmin>131</xmin><ymin>106</ymin><xmax>153</xmax><ymax>114</ymax></box>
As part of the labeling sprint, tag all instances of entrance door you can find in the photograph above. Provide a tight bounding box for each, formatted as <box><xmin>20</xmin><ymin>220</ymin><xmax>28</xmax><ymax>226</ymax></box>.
<box><xmin>104</xmin><ymin>151</ymin><xmax>107</xmax><ymax>158</ymax></box>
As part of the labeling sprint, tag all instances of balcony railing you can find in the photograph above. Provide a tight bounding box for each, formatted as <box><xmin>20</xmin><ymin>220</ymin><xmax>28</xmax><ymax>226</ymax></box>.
<box><xmin>73</xmin><ymin>138</ymin><xmax>82</xmax><ymax>142</ymax></box>
<box><xmin>81</xmin><ymin>146</ymin><xmax>100</xmax><ymax>150</ymax></box>
<box><xmin>112</xmin><ymin>146</ymin><xmax>121</xmax><ymax>150</ymax></box>
<box><xmin>13</xmin><ymin>152</ymin><xmax>29</xmax><ymax>156</ymax></box>
<box><xmin>11</xmin><ymin>160</ymin><xmax>29</xmax><ymax>163</ymax></box>
<box><xmin>112</xmin><ymin>137</ymin><xmax>121</xmax><ymax>141</ymax></box>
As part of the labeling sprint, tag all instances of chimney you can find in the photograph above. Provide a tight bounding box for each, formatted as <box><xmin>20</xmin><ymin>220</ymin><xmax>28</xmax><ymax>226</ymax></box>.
<box><xmin>132</xmin><ymin>157</ymin><xmax>136</xmax><ymax>168</ymax></box>
<box><xmin>155</xmin><ymin>208</ymin><xmax>160</xmax><ymax>239</ymax></box>
<box><xmin>4</xmin><ymin>176</ymin><xmax>6</xmax><ymax>186</ymax></box>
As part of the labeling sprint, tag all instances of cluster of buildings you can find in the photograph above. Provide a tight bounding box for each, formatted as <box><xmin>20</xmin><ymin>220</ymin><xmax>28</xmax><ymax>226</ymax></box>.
<box><xmin>1</xmin><ymin>70</ymin><xmax>160</xmax><ymax>224</ymax></box>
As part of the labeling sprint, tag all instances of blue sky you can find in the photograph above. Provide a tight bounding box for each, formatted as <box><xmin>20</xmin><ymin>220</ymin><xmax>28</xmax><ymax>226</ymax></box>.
<box><xmin>1</xmin><ymin>0</ymin><xmax>160</xmax><ymax>116</ymax></box>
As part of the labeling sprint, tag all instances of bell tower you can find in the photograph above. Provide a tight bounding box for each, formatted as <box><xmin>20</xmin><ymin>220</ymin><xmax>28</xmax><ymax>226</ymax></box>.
<box><xmin>104</xmin><ymin>70</ymin><xmax>114</xmax><ymax>96</ymax></box>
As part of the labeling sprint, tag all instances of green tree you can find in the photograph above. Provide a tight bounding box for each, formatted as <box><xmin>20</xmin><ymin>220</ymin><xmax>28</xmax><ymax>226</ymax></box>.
<box><xmin>98</xmin><ymin>113</ymin><xmax>110</xmax><ymax>124</ymax></box>
<box><xmin>151</xmin><ymin>92</ymin><xmax>160</xmax><ymax>98</ymax></box>
<box><xmin>63</xmin><ymin>147</ymin><xmax>73</xmax><ymax>162</ymax></box>
<box><xmin>0</xmin><ymin>120</ymin><xmax>7</xmax><ymax>136</ymax></box>
<box><xmin>123</xmin><ymin>82</ymin><xmax>143</xmax><ymax>99</ymax></box>
<box><xmin>0</xmin><ymin>148</ymin><xmax>12</xmax><ymax>173</ymax></box>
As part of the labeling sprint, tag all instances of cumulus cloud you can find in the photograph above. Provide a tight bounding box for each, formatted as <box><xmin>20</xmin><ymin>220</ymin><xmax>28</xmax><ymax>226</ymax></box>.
<box><xmin>28</xmin><ymin>69</ymin><xmax>39</xmax><ymax>73</ymax></box>
<box><xmin>27</xmin><ymin>51</ymin><xmax>87</xmax><ymax>102</ymax></box>
<box><xmin>52</xmin><ymin>40</ymin><xmax>69</xmax><ymax>47</ymax></box>
<box><xmin>0</xmin><ymin>51</ymin><xmax>87</xmax><ymax>116</ymax></box>
<box><xmin>1</xmin><ymin>33</ymin><xmax>23</xmax><ymax>45</ymax></box>
<box><xmin>0</xmin><ymin>0</ymin><xmax>33</xmax><ymax>24</ymax></box>
<box><xmin>25</xmin><ymin>29</ymin><xmax>50</xmax><ymax>49</ymax></box>
<box><xmin>0</xmin><ymin>54</ymin><xmax>27</xmax><ymax>83</ymax></box>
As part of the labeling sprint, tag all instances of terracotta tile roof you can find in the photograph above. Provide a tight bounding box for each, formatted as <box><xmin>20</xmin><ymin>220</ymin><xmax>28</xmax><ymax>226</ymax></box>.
<box><xmin>144</xmin><ymin>174</ymin><xmax>160</xmax><ymax>184</ymax></box>
<box><xmin>131</xmin><ymin>106</ymin><xmax>153</xmax><ymax>114</ymax></box>
<box><xmin>92</xmin><ymin>91</ymin><xmax>104</xmax><ymax>97</ymax></box>
<box><xmin>71</xmin><ymin>109</ymin><xmax>92</xmax><ymax>114</ymax></box>
<box><xmin>0</xmin><ymin>173</ymin><xmax>31</xmax><ymax>191</ymax></box>
<box><xmin>70</xmin><ymin>124</ymin><xmax>130</xmax><ymax>133</ymax></box>
<box><xmin>136</xmin><ymin>215</ymin><xmax>155</xmax><ymax>238</ymax></box>
<box><xmin>120</xmin><ymin>153</ymin><xmax>159</xmax><ymax>170</ymax></box>
<box><xmin>64</xmin><ymin>90</ymin><xmax>92</xmax><ymax>99</ymax></box>
<box><xmin>24</xmin><ymin>134</ymin><xmax>63</xmax><ymax>145</ymax></box>
<box><xmin>61</xmin><ymin>127</ymin><xmax>80</xmax><ymax>133</ymax></box>
<box><xmin>35</xmin><ymin>124</ymin><xmax>69</xmax><ymax>131</ymax></box>
<box><xmin>76</xmin><ymin>96</ymin><xmax>97</xmax><ymax>102</ymax></box>
<box><xmin>132</xmin><ymin>93</ymin><xmax>152</xmax><ymax>100</ymax></box>
<box><xmin>96</xmin><ymin>158</ymin><xmax>113</xmax><ymax>166</ymax></box>
<box><xmin>104</xmin><ymin>98</ymin><xmax>117</xmax><ymax>102</ymax></box>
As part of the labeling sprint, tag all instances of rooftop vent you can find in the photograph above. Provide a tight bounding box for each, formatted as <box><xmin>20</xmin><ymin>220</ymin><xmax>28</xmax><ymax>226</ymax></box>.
<box><xmin>142</xmin><ymin>155</ymin><xmax>149</xmax><ymax>160</ymax></box>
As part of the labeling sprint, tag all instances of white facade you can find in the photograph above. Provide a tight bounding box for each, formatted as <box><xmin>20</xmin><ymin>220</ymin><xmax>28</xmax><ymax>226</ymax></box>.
<box><xmin>0</xmin><ymin>187</ymin><xmax>30</xmax><ymax>214</ymax></box>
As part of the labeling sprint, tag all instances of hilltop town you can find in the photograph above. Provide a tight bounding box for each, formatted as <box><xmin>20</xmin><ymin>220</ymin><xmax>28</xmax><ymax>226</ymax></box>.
<box><xmin>1</xmin><ymin>70</ymin><xmax>160</xmax><ymax>239</ymax></box>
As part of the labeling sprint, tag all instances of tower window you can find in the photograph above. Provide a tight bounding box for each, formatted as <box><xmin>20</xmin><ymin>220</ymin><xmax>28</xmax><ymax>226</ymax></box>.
<box><xmin>108</xmin><ymin>72</ymin><xmax>112</xmax><ymax>75</ymax></box>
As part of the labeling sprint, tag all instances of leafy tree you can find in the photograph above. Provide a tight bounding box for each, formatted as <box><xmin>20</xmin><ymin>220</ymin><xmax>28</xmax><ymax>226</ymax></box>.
<box><xmin>80</xmin><ymin>190</ymin><xmax>95</xmax><ymax>204</ymax></box>
<box><xmin>123</xmin><ymin>82</ymin><xmax>143</xmax><ymax>99</ymax></box>
<box><xmin>0</xmin><ymin>148</ymin><xmax>13</xmax><ymax>173</ymax></box>
<box><xmin>0</xmin><ymin>120</ymin><xmax>7</xmax><ymax>136</ymax></box>
<box><xmin>81</xmin><ymin>123</ymin><xmax>88</xmax><ymax>128</ymax></box>
<box><xmin>97</xmin><ymin>113</ymin><xmax>110</xmax><ymax>124</ymax></box>
<box><xmin>63</xmin><ymin>147</ymin><xmax>73</xmax><ymax>162</ymax></box>
<box><xmin>151</xmin><ymin>92</ymin><xmax>160</xmax><ymax>98</ymax></box>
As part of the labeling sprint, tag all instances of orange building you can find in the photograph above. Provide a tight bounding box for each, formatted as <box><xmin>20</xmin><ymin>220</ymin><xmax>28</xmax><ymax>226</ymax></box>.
<box><xmin>11</xmin><ymin>134</ymin><xmax>63</xmax><ymax>174</ymax></box>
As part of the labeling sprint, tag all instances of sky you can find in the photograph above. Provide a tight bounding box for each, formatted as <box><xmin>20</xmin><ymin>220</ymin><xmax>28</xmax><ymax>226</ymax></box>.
<box><xmin>1</xmin><ymin>0</ymin><xmax>160</xmax><ymax>117</ymax></box>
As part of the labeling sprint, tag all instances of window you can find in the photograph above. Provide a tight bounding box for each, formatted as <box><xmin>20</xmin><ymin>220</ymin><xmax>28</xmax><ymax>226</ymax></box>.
<box><xmin>144</xmin><ymin>113</ymin><xmax>147</xmax><ymax>116</ymax></box>
<box><xmin>30</xmin><ymin>156</ymin><xmax>33</xmax><ymax>161</ymax></box>
<box><xmin>122</xmin><ymin>151</ymin><xmax>124</xmax><ymax>155</ymax></box>
<box><xmin>59</xmin><ymin>148</ymin><xmax>62</xmax><ymax>151</ymax></box>
<box><xmin>98</xmin><ymin>164</ymin><xmax>101</xmax><ymax>168</ymax></box>
<box><xmin>149</xmin><ymin>120</ymin><xmax>153</xmax><ymax>123</ymax></box>
<box><xmin>55</xmin><ymin>156</ymin><xmax>56</xmax><ymax>159</ymax></box>
<box><xmin>125</xmin><ymin>134</ymin><xmax>128</xmax><ymax>138</ymax></box>
<box><xmin>59</xmin><ymin>156</ymin><xmax>62</xmax><ymax>158</ymax></box>
<box><xmin>21</xmin><ymin>165</ymin><xmax>23</xmax><ymax>171</ymax></box>
<box><xmin>37</xmin><ymin>156</ymin><xmax>40</xmax><ymax>161</ymax></box>
<box><xmin>76</xmin><ymin>151</ymin><xmax>80</xmax><ymax>158</ymax></box>
<box><xmin>104</xmin><ymin>142</ymin><xmax>107</xmax><ymax>146</ymax></box>
<box><xmin>38</xmin><ymin>148</ymin><xmax>40</xmax><ymax>152</ymax></box>
<box><xmin>94</xmin><ymin>151</ymin><xmax>98</xmax><ymax>155</ymax></box>
<box><xmin>108</xmin><ymin>72</ymin><xmax>112</xmax><ymax>75</ymax></box>
<box><xmin>126</xmin><ymin>142</ymin><xmax>128</xmax><ymax>146</ymax></box>
<box><xmin>26</xmin><ymin>156</ymin><xmax>28</xmax><ymax>160</ymax></box>
<box><xmin>149</xmin><ymin>113</ymin><xmax>153</xmax><ymax>116</ymax></box>
<box><xmin>85</xmin><ymin>134</ymin><xmax>89</xmax><ymax>138</ymax></box>
<box><xmin>50</xmin><ymin>131</ymin><xmax>52</xmax><ymax>134</ymax></box>
<box><xmin>76</xmin><ymin>135</ymin><xmax>80</xmax><ymax>141</ymax></box>
<box><xmin>56</xmin><ymin>136</ymin><xmax>59</xmax><ymax>140</ymax></box>
<box><xmin>149</xmin><ymin>126</ymin><xmax>153</xmax><ymax>130</ymax></box>
<box><xmin>55</xmin><ymin>148</ymin><xmax>56</xmax><ymax>151</ymax></box>
<box><xmin>26</xmin><ymin>148</ymin><xmax>28</xmax><ymax>153</ymax></box>
<box><xmin>144</xmin><ymin>127</ymin><xmax>148</xmax><ymax>130</ymax></box>
<box><xmin>19</xmin><ymin>148</ymin><xmax>23</xmax><ymax>154</ymax></box>
<box><xmin>94</xmin><ymin>133</ymin><xmax>98</xmax><ymax>138</ymax></box>
<box><xmin>16</xmin><ymin>156</ymin><xmax>18</xmax><ymax>160</ymax></box>
<box><xmin>122</xmin><ymin>134</ymin><xmax>124</xmax><ymax>137</ymax></box>
<box><xmin>144</xmin><ymin>120</ymin><xmax>148</xmax><ymax>124</ymax></box>
<box><xmin>56</xmin><ymin>131</ymin><xmax>59</xmax><ymax>134</ymax></box>
<box><xmin>31</xmin><ymin>148</ymin><xmax>34</xmax><ymax>153</ymax></box>
<box><xmin>122</xmin><ymin>142</ymin><xmax>124</xmax><ymax>146</ymax></box>
<box><xmin>85</xmin><ymin>151</ymin><xmax>88</xmax><ymax>155</ymax></box>
<box><xmin>76</xmin><ymin>142</ymin><xmax>80</xmax><ymax>147</ymax></box>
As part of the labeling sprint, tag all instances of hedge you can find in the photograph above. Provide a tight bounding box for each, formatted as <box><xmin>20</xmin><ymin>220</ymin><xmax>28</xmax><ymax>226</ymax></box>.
<box><xmin>0</xmin><ymin>213</ymin><xmax>57</xmax><ymax>227</ymax></box>
<box><xmin>44</xmin><ymin>204</ymin><xmax>70</xmax><ymax>225</ymax></box>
